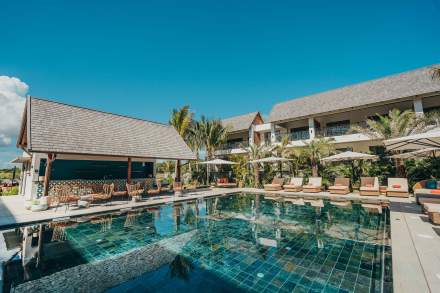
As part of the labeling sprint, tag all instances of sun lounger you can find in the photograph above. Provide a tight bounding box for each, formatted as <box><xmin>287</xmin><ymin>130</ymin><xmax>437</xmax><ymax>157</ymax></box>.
<box><xmin>359</xmin><ymin>177</ymin><xmax>380</xmax><ymax>196</ymax></box>
<box><xmin>283</xmin><ymin>177</ymin><xmax>303</xmax><ymax>192</ymax></box>
<box><xmin>422</xmin><ymin>203</ymin><xmax>440</xmax><ymax>224</ymax></box>
<box><xmin>413</xmin><ymin>180</ymin><xmax>440</xmax><ymax>204</ymax></box>
<box><xmin>264</xmin><ymin>177</ymin><xmax>284</xmax><ymax>191</ymax></box>
<box><xmin>302</xmin><ymin>177</ymin><xmax>322</xmax><ymax>193</ymax></box>
<box><xmin>386</xmin><ymin>178</ymin><xmax>409</xmax><ymax>198</ymax></box>
<box><xmin>328</xmin><ymin>177</ymin><xmax>350</xmax><ymax>195</ymax></box>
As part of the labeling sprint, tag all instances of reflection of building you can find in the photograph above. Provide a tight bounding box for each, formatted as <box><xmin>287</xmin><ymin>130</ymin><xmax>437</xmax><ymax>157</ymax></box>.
<box><xmin>220</xmin><ymin>65</ymin><xmax>440</xmax><ymax>154</ymax></box>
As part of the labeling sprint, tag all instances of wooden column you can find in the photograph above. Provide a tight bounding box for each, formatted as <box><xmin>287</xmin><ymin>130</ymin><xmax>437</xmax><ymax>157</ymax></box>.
<box><xmin>43</xmin><ymin>153</ymin><xmax>54</xmax><ymax>197</ymax></box>
<box><xmin>175</xmin><ymin>159</ymin><xmax>181</xmax><ymax>182</ymax></box>
<box><xmin>127</xmin><ymin>157</ymin><xmax>132</xmax><ymax>184</ymax></box>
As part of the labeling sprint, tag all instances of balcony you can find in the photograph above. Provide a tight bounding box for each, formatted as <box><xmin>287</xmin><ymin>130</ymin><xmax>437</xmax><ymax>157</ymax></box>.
<box><xmin>215</xmin><ymin>140</ymin><xmax>249</xmax><ymax>155</ymax></box>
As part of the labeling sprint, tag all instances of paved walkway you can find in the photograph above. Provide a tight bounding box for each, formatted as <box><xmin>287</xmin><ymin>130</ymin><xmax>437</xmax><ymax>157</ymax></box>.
<box><xmin>1</xmin><ymin>188</ymin><xmax>440</xmax><ymax>292</ymax></box>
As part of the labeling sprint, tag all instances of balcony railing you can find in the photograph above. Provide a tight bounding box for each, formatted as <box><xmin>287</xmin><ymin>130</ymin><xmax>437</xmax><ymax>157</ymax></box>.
<box><xmin>223</xmin><ymin>140</ymin><xmax>249</xmax><ymax>149</ymax></box>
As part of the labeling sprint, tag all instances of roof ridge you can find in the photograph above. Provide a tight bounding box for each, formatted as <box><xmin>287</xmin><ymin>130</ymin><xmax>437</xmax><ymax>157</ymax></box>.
<box><xmin>29</xmin><ymin>96</ymin><xmax>171</xmax><ymax>127</ymax></box>
<box><xmin>221</xmin><ymin>111</ymin><xmax>260</xmax><ymax>121</ymax></box>
<box><xmin>272</xmin><ymin>63</ymin><xmax>440</xmax><ymax>108</ymax></box>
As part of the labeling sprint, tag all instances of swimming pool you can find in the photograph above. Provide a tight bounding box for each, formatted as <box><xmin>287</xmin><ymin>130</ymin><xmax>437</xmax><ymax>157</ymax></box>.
<box><xmin>1</xmin><ymin>193</ymin><xmax>392</xmax><ymax>292</ymax></box>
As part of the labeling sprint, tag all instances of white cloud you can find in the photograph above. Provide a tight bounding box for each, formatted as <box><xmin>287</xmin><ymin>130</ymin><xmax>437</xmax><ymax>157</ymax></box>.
<box><xmin>0</xmin><ymin>76</ymin><xmax>28</xmax><ymax>147</ymax></box>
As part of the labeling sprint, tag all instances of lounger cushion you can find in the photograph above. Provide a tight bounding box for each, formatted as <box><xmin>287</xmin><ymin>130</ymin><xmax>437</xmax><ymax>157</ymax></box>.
<box><xmin>426</xmin><ymin>180</ymin><xmax>438</xmax><ymax>189</ymax></box>
<box><xmin>387</xmin><ymin>187</ymin><xmax>407</xmax><ymax>192</ymax></box>
<box><xmin>284</xmin><ymin>184</ymin><xmax>301</xmax><ymax>189</ymax></box>
<box><xmin>423</xmin><ymin>203</ymin><xmax>440</xmax><ymax>213</ymax></box>
<box><xmin>265</xmin><ymin>184</ymin><xmax>282</xmax><ymax>188</ymax></box>
<box><xmin>329</xmin><ymin>186</ymin><xmax>348</xmax><ymax>190</ymax></box>
<box><xmin>360</xmin><ymin>187</ymin><xmax>378</xmax><ymax>191</ymax></box>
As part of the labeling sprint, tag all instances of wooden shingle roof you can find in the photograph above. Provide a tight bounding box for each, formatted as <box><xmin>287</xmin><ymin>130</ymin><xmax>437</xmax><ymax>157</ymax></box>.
<box><xmin>18</xmin><ymin>97</ymin><xmax>196</xmax><ymax>160</ymax></box>
<box><xmin>221</xmin><ymin>112</ymin><xmax>261</xmax><ymax>133</ymax></box>
<box><xmin>269</xmin><ymin>65</ymin><xmax>440</xmax><ymax>123</ymax></box>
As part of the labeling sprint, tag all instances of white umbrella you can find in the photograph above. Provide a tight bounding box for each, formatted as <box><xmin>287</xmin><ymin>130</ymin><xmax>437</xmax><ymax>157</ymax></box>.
<box><xmin>199</xmin><ymin>159</ymin><xmax>237</xmax><ymax>165</ymax></box>
<box><xmin>321</xmin><ymin>151</ymin><xmax>378</xmax><ymax>163</ymax></box>
<box><xmin>388</xmin><ymin>147</ymin><xmax>440</xmax><ymax>160</ymax></box>
<box><xmin>199</xmin><ymin>159</ymin><xmax>237</xmax><ymax>184</ymax></box>
<box><xmin>249</xmin><ymin>156</ymin><xmax>290</xmax><ymax>164</ymax></box>
<box><xmin>384</xmin><ymin>128</ymin><xmax>440</xmax><ymax>152</ymax></box>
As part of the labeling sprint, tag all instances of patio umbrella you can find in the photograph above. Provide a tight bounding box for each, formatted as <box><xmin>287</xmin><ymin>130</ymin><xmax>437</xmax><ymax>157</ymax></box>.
<box><xmin>199</xmin><ymin>159</ymin><xmax>237</xmax><ymax>184</ymax></box>
<box><xmin>249</xmin><ymin>156</ymin><xmax>290</xmax><ymax>176</ymax></box>
<box><xmin>320</xmin><ymin>151</ymin><xmax>378</xmax><ymax>164</ymax></box>
<box><xmin>388</xmin><ymin>147</ymin><xmax>440</xmax><ymax>160</ymax></box>
<box><xmin>249</xmin><ymin>156</ymin><xmax>290</xmax><ymax>164</ymax></box>
<box><xmin>320</xmin><ymin>151</ymin><xmax>378</xmax><ymax>187</ymax></box>
<box><xmin>384</xmin><ymin>128</ymin><xmax>440</xmax><ymax>152</ymax></box>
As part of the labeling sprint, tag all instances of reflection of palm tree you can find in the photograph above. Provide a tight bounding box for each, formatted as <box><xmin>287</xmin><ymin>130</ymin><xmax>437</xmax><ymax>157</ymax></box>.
<box><xmin>169</xmin><ymin>255</ymin><xmax>194</xmax><ymax>281</ymax></box>
<box><xmin>184</xmin><ymin>206</ymin><xmax>197</xmax><ymax>226</ymax></box>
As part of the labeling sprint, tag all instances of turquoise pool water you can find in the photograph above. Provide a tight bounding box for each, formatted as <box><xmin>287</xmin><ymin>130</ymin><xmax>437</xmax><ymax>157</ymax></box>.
<box><xmin>1</xmin><ymin>193</ymin><xmax>392</xmax><ymax>292</ymax></box>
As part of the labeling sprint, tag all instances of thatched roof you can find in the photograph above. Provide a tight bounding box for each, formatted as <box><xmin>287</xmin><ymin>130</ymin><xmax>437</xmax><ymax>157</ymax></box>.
<box><xmin>17</xmin><ymin>97</ymin><xmax>196</xmax><ymax>160</ymax></box>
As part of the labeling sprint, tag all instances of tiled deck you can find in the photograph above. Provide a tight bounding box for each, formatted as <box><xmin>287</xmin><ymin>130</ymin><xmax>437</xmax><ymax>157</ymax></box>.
<box><xmin>1</xmin><ymin>188</ymin><xmax>439</xmax><ymax>292</ymax></box>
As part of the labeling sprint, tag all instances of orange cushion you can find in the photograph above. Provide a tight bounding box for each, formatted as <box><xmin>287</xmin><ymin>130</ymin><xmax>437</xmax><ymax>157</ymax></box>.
<box><xmin>392</xmin><ymin>184</ymin><xmax>401</xmax><ymax>188</ymax></box>
<box><xmin>430</xmin><ymin>189</ymin><xmax>440</xmax><ymax>194</ymax></box>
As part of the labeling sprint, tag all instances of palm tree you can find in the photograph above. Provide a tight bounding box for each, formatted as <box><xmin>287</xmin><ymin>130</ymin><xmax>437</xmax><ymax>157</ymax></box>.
<box><xmin>170</xmin><ymin>106</ymin><xmax>193</xmax><ymax>181</ymax></box>
<box><xmin>431</xmin><ymin>66</ymin><xmax>440</xmax><ymax>81</ymax></box>
<box><xmin>247</xmin><ymin>143</ymin><xmax>266</xmax><ymax>188</ymax></box>
<box><xmin>350</xmin><ymin>109</ymin><xmax>420</xmax><ymax>139</ymax></box>
<box><xmin>302</xmin><ymin>138</ymin><xmax>333</xmax><ymax>177</ymax></box>
<box><xmin>272</xmin><ymin>135</ymin><xmax>290</xmax><ymax>175</ymax></box>
<box><xmin>201</xmin><ymin>117</ymin><xmax>229</xmax><ymax>160</ymax></box>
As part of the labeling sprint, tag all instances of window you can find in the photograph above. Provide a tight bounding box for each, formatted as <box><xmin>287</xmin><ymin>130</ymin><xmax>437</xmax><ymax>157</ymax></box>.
<box><xmin>325</xmin><ymin>120</ymin><xmax>350</xmax><ymax>136</ymax></box>
<box><xmin>290</xmin><ymin>127</ymin><xmax>310</xmax><ymax>140</ymax></box>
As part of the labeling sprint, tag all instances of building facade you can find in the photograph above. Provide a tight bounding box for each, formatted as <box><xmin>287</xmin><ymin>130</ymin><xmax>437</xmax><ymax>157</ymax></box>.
<box><xmin>220</xmin><ymin>65</ymin><xmax>440</xmax><ymax>154</ymax></box>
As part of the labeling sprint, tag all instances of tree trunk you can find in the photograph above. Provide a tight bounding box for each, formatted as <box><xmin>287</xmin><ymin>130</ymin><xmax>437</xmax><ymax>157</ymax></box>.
<box><xmin>395</xmin><ymin>158</ymin><xmax>406</xmax><ymax>177</ymax></box>
<box><xmin>252</xmin><ymin>163</ymin><xmax>260</xmax><ymax>188</ymax></box>
<box><xmin>311</xmin><ymin>163</ymin><xmax>319</xmax><ymax>177</ymax></box>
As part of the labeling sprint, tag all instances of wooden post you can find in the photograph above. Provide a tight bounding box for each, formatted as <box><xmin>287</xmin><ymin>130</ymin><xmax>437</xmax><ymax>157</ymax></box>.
<box><xmin>175</xmin><ymin>160</ymin><xmax>181</xmax><ymax>183</ymax></box>
<box><xmin>127</xmin><ymin>157</ymin><xmax>132</xmax><ymax>184</ymax></box>
<box><xmin>43</xmin><ymin>153</ymin><xmax>54</xmax><ymax>197</ymax></box>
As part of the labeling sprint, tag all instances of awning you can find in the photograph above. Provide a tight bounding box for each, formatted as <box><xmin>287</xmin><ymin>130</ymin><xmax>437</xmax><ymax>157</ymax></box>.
<box><xmin>384</xmin><ymin>128</ymin><xmax>440</xmax><ymax>151</ymax></box>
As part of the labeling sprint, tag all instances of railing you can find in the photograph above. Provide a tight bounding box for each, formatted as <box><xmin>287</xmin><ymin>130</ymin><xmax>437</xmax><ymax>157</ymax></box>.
<box><xmin>223</xmin><ymin>140</ymin><xmax>249</xmax><ymax>149</ymax></box>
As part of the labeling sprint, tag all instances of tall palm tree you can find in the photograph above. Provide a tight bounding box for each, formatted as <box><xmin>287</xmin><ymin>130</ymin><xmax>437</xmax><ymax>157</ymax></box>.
<box><xmin>302</xmin><ymin>138</ymin><xmax>333</xmax><ymax>177</ymax></box>
<box><xmin>201</xmin><ymin>117</ymin><xmax>229</xmax><ymax>160</ymax></box>
<box><xmin>170</xmin><ymin>106</ymin><xmax>193</xmax><ymax>181</ymax></box>
<box><xmin>247</xmin><ymin>143</ymin><xmax>265</xmax><ymax>188</ymax></box>
<box><xmin>272</xmin><ymin>135</ymin><xmax>290</xmax><ymax>174</ymax></box>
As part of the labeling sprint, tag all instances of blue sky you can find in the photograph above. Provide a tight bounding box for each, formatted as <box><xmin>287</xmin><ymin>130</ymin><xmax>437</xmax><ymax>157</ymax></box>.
<box><xmin>0</xmin><ymin>0</ymin><xmax>439</xmax><ymax>167</ymax></box>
